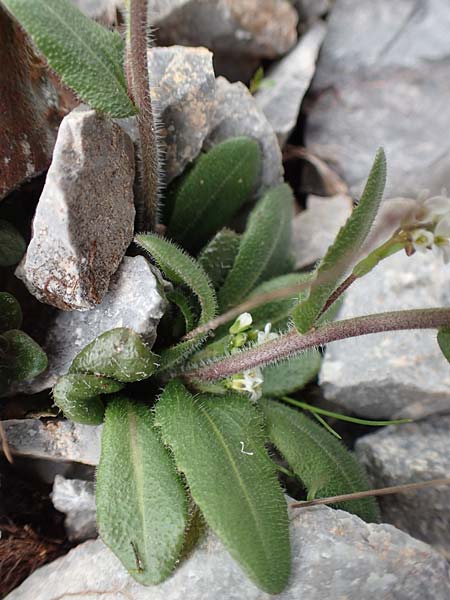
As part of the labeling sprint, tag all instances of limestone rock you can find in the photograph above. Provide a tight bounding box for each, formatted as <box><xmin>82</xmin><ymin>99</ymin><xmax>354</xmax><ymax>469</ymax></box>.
<box><xmin>7</xmin><ymin>505</ymin><xmax>450</xmax><ymax>599</ymax></box>
<box><xmin>205</xmin><ymin>77</ymin><xmax>283</xmax><ymax>191</ymax></box>
<box><xmin>16</xmin><ymin>106</ymin><xmax>135</xmax><ymax>311</ymax></box>
<box><xmin>355</xmin><ymin>416</ymin><xmax>450</xmax><ymax>559</ymax></box>
<box><xmin>51</xmin><ymin>475</ymin><xmax>97</xmax><ymax>542</ymax></box>
<box><xmin>320</xmin><ymin>250</ymin><xmax>450</xmax><ymax>419</ymax></box>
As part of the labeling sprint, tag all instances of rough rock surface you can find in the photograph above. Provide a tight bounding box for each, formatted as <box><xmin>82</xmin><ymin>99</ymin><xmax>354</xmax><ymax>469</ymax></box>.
<box><xmin>320</xmin><ymin>250</ymin><xmax>450</xmax><ymax>419</ymax></box>
<box><xmin>0</xmin><ymin>6</ymin><xmax>65</xmax><ymax>200</ymax></box>
<box><xmin>51</xmin><ymin>475</ymin><xmax>97</xmax><ymax>542</ymax></box>
<box><xmin>356</xmin><ymin>416</ymin><xmax>450</xmax><ymax>559</ymax></box>
<box><xmin>71</xmin><ymin>0</ymin><xmax>122</xmax><ymax>23</ymax></box>
<box><xmin>7</xmin><ymin>505</ymin><xmax>450</xmax><ymax>599</ymax></box>
<box><xmin>152</xmin><ymin>0</ymin><xmax>298</xmax><ymax>60</ymax></box>
<box><xmin>16</xmin><ymin>106</ymin><xmax>135</xmax><ymax>311</ymax></box>
<box><xmin>306</xmin><ymin>0</ymin><xmax>450</xmax><ymax>197</ymax></box>
<box><xmin>294</xmin><ymin>0</ymin><xmax>332</xmax><ymax>24</ymax></box>
<box><xmin>14</xmin><ymin>256</ymin><xmax>167</xmax><ymax>394</ymax></box>
<box><xmin>205</xmin><ymin>77</ymin><xmax>283</xmax><ymax>191</ymax></box>
<box><xmin>293</xmin><ymin>194</ymin><xmax>352</xmax><ymax>268</ymax></box>
<box><xmin>3</xmin><ymin>419</ymin><xmax>102</xmax><ymax>465</ymax></box>
<box><xmin>255</xmin><ymin>22</ymin><xmax>327</xmax><ymax>146</ymax></box>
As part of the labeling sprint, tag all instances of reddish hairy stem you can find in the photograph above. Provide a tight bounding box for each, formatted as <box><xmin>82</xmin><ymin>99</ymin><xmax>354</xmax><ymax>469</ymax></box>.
<box><xmin>184</xmin><ymin>308</ymin><xmax>450</xmax><ymax>382</ymax></box>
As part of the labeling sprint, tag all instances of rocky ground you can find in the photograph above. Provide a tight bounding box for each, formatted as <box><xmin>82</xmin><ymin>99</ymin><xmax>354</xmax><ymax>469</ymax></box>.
<box><xmin>1</xmin><ymin>0</ymin><xmax>449</xmax><ymax>598</ymax></box>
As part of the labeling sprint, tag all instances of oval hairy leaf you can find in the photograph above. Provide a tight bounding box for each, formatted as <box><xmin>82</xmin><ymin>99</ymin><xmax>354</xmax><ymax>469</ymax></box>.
<box><xmin>3</xmin><ymin>0</ymin><xmax>136</xmax><ymax>117</ymax></box>
<box><xmin>0</xmin><ymin>292</ymin><xmax>22</xmax><ymax>333</ymax></box>
<box><xmin>292</xmin><ymin>148</ymin><xmax>386</xmax><ymax>333</ymax></box>
<box><xmin>437</xmin><ymin>327</ymin><xmax>450</xmax><ymax>363</ymax></box>
<box><xmin>53</xmin><ymin>373</ymin><xmax>123</xmax><ymax>425</ymax></box>
<box><xmin>155</xmin><ymin>380</ymin><xmax>290</xmax><ymax>594</ymax></box>
<box><xmin>262</xmin><ymin>350</ymin><xmax>322</xmax><ymax>396</ymax></box>
<box><xmin>198</xmin><ymin>229</ymin><xmax>241</xmax><ymax>290</ymax></box>
<box><xmin>0</xmin><ymin>219</ymin><xmax>26</xmax><ymax>266</ymax></box>
<box><xmin>167</xmin><ymin>137</ymin><xmax>261</xmax><ymax>251</ymax></box>
<box><xmin>218</xmin><ymin>184</ymin><xmax>294</xmax><ymax>311</ymax></box>
<box><xmin>70</xmin><ymin>328</ymin><xmax>159</xmax><ymax>383</ymax></box>
<box><xmin>0</xmin><ymin>329</ymin><xmax>47</xmax><ymax>386</ymax></box>
<box><xmin>97</xmin><ymin>396</ymin><xmax>188</xmax><ymax>585</ymax></box>
<box><xmin>261</xmin><ymin>398</ymin><xmax>380</xmax><ymax>522</ymax></box>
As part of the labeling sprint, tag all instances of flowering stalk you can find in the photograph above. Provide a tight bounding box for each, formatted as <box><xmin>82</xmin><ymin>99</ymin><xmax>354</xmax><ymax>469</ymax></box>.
<box><xmin>184</xmin><ymin>308</ymin><xmax>450</xmax><ymax>382</ymax></box>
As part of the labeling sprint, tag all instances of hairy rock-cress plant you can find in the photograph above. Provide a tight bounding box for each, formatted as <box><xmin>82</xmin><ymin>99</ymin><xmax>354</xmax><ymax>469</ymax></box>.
<box><xmin>3</xmin><ymin>0</ymin><xmax>450</xmax><ymax>593</ymax></box>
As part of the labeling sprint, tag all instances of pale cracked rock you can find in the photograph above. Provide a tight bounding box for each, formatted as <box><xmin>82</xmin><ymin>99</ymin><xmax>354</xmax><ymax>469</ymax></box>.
<box><xmin>255</xmin><ymin>21</ymin><xmax>327</xmax><ymax>147</ymax></box>
<box><xmin>204</xmin><ymin>77</ymin><xmax>283</xmax><ymax>191</ymax></box>
<box><xmin>6</xmin><ymin>505</ymin><xmax>450</xmax><ymax>599</ymax></box>
<box><xmin>151</xmin><ymin>0</ymin><xmax>298</xmax><ymax>60</ymax></box>
<box><xmin>14</xmin><ymin>256</ymin><xmax>167</xmax><ymax>394</ymax></box>
<box><xmin>16</xmin><ymin>106</ymin><xmax>135</xmax><ymax>311</ymax></box>
<box><xmin>355</xmin><ymin>416</ymin><xmax>450</xmax><ymax>559</ymax></box>
<box><xmin>320</xmin><ymin>250</ymin><xmax>450</xmax><ymax>419</ymax></box>
<box><xmin>51</xmin><ymin>475</ymin><xmax>97</xmax><ymax>542</ymax></box>
<box><xmin>2</xmin><ymin>419</ymin><xmax>102</xmax><ymax>465</ymax></box>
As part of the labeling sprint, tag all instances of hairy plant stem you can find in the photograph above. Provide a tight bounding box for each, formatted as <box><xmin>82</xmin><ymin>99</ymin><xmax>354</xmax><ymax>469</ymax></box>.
<box><xmin>184</xmin><ymin>307</ymin><xmax>450</xmax><ymax>382</ymax></box>
<box><xmin>127</xmin><ymin>0</ymin><xmax>159</xmax><ymax>230</ymax></box>
<box><xmin>289</xmin><ymin>478</ymin><xmax>450</xmax><ymax>509</ymax></box>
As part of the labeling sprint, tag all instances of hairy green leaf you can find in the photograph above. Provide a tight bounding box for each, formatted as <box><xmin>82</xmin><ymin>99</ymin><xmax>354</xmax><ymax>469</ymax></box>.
<box><xmin>218</xmin><ymin>184</ymin><xmax>294</xmax><ymax>311</ymax></box>
<box><xmin>155</xmin><ymin>381</ymin><xmax>290</xmax><ymax>594</ymax></box>
<box><xmin>70</xmin><ymin>328</ymin><xmax>159</xmax><ymax>383</ymax></box>
<box><xmin>167</xmin><ymin>289</ymin><xmax>196</xmax><ymax>335</ymax></box>
<box><xmin>437</xmin><ymin>327</ymin><xmax>450</xmax><ymax>363</ymax></box>
<box><xmin>292</xmin><ymin>149</ymin><xmax>386</xmax><ymax>333</ymax></box>
<box><xmin>198</xmin><ymin>229</ymin><xmax>241</xmax><ymax>290</ymax></box>
<box><xmin>0</xmin><ymin>330</ymin><xmax>47</xmax><ymax>388</ymax></box>
<box><xmin>262</xmin><ymin>350</ymin><xmax>322</xmax><ymax>396</ymax></box>
<box><xmin>167</xmin><ymin>138</ymin><xmax>261</xmax><ymax>251</ymax></box>
<box><xmin>0</xmin><ymin>293</ymin><xmax>22</xmax><ymax>333</ymax></box>
<box><xmin>97</xmin><ymin>396</ymin><xmax>188</xmax><ymax>584</ymax></box>
<box><xmin>0</xmin><ymin>219</ymin><xmax>26</xmax><ymax>266</ymax></box>
<box><xmin>53</xmin><ymin>374</ymin><xmax>122</xmax><ymax>425</ymax></box>
<box><xmin>261</xmin><ymin>399</ymin><xmax>380</xmax><ymax>522</ymax></box>
<box><xmin>3</xmin><ymin>0</ymin><xmax>136</xmax><ymax>117</ymax></box>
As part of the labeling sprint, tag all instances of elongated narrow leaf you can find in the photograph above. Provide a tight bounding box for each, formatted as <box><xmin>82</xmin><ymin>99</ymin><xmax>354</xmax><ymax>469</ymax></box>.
<box><xmin>167</xmin><ymin>137</ymin><xmax>261</xmax><ymax>251</ymax></box>
<box><xmin>262</xmin><ymin>350</ymin><xmax>322</xmax><ymax>396</ymax></box>
<box><xmin>97</xmin><ymin>396</ymin><xmax>188</xmax><ymax>585</ymax></box>
<box><xmin>261</xmin><ymin>399</ymin><xmax>380</xmax><ymax>522</ymax></box>
<box><xmin>0</xmin><ymin>292</ymin><xmax>22</xmax><ymax>333</ymax></box>
<box><xmin>0</xmin><ymin>219</ymin><xmax>26</xmax><ymax>266</ymax></box>
<box><xmin>218</xmin><ymin>184</ymin><xmax>294</xmax><ymax>311</ymax></box>
<box><xmin>437</xmin><ymin>327</ymin><xmax>450</xmax><ymax>363</ymax></box>
<box><xmin>198</xmin><ymin>228</ymin><xmax>241</xmax><ymax>290</ymax></box>
<box><xmin>53</xmin><ymin>373</ymin><xmax>122</xmax><ymax>425</ymax></box>
<box><xmin>167</xmin><ymin>289</ymin><xmax>196</xmax><ymax>335</ymax></box>
<box><xmin>3</xmin><ymin>0</ymin><xmax>136</xmax><ymax>117</ymax></box>
<box><xmin>155</xmin><ymin>381</ymin><xmax>290</xmax><ymax>594</ymax></box>
<box><xmin>292</xmin><ymin>149</ymin><xmax>387</xmax><ymax>333</ymax></box>
<box><xmin>0</xmin><ymin>329</ymin><xmax>47</xmax><ymax>386</ymax></box>
<box><xmin>69</xmin><ymin>328</ymin><xmax>159</xmax><ymax>383</ymax></box>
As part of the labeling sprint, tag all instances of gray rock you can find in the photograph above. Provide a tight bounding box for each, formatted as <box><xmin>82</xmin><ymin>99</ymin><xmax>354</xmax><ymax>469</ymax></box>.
<box><xmin>15</xmin><ymin>256</ymin><xmax>167</xmax><ymax>394</ymax></box>
<box><xmin>152</xmin><ymin>0</ymin><xmax>298</xmax><ymax>60</ymax></box>
<box><xmin>205</xmin><ymin>77</ymin><xmax>284</xmax><ymax>191</ymax></box>
<box><xmin>7</xmin><ymin>505</ymin><xmax>450</xmax><ymax>599</ymax></box>
<box><xmin>320</xmin><ymin>250</ymin><xmax>450</xmax><ymax>419</ymax></box>
<box><xmin>16</xmin><ymin>106</ymin><xmax>135</xmax><ymax>311</ymax></box>
<box><xmin>355</xmin><ymin>416</ymin><xmax>450</xmax><ymax>559</ymax></box>
<box><xmin>71</xmin><ymin>0</ymin><xmax>122</xmax><ymax>23</ymax></box>
<box><xmin>306</xmin><ymin>0</ymin><xmax>450</xmax><ymax>197</ymax></box>
<box><xmin>292</xmin><ymin>194</ymin><xmax>353</xmax><ymax>268</ymax></box>
<box><xmin>2</xmin><ymin>419</ymin><xmax>101</xmax><ymax>465</ymax></box>
<box><xmin>51</xmin><ymin>475</ymin><xmax>97</xmax><ymax>542</ymax></box>
<box><xmin>294</xmin><ymin>0</ymin><xmax>332</xmax><ymax>24</ymax></box>
<box><xmin>255</xmin><ymin>21</ymin><xmax>327</xmax><ymax>146</ymax></box>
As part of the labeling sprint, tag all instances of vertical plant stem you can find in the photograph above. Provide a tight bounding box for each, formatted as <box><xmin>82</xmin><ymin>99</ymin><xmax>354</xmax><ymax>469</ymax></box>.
<box><xmin>127</xmin><ymin>0</ymin><xmax>159</xmax><ymax>230</ymax></box>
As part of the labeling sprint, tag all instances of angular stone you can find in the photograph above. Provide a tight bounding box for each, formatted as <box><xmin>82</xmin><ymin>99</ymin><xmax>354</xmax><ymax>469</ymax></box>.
<box><xmin>255</xmin><ymin>22</ymin><xmax>327</xmax><ymax>146</ymax></box>
<box><xmin>16</xmin><ymin>106</ymin><xmax>135</xmax><ymax>311</ymax></box>
<box><xmin>152</xmin><ymin>0</ymin><xmax>298</xmax><ymax>60</ymax></box>
<box><xmin>14</xmin><ymin>256</ymin><xmax>167</xmax><ymax>394</ymax></box>
<box><xmin>7</xmin><ymin>505</ymin><xmax>450</xmax><ymax>599</ymax></box>
<box><xmin>2</xmin><ymin>419</ymin><xmax>102</xmax><ymax>466</ymax></box>
<box><xmin>320</xmin><ymin>250</ymin><xmax>450</xmax><ymax>419</ymax></box>
<box><xmin>205</xmin><ymin>77</ymin><xmax>283</xmax><ymax>191</ymax></box>
<box><xmin>355</xmin><ymin>416</ymin><xmax>450</xmax><ymax>559</ymax></box>
<box><xmin>292</xmin><ymin>194</ymin><xmax>353</xmax><ymax>268</ymax></box>
<box><xmin>51</xmin><ymin>475</ymin><xmax>97</xmax><ymax>542</ymax></box>
<box><xmin>0</xmin><ymin>6</ymin><xmax>65</xmax><ymax>200</ymax></box>
<box><xmin>306</xmin><ymin>0</ymin><xmax>450</xmax><ymax>197</ymax></box>
<box><xmin>294</xmin><ymin>0</ymin><xmax>332</xmax><ymax>24</ymax></box>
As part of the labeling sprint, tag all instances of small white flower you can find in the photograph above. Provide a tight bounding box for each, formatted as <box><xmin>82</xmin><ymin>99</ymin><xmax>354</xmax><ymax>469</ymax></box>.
<box><xmin>423</xmin><ymin>192</ymin><xmax>450</xmax><ymax>222</ymax></box>
<box><xmin>433</xmin><ymin>217</ymin><xmax>450</xmax><ymax>263</ymax></box>
<box><xmin>257</xmin><ymin>322</ymin><xmax>278</xmax><ymax>345</ymax></box>
<box><xmin>410</xmin><ymin>228</ymin><xmax>434</xmax><ymax>253</ymax></box>
<box><xmin>229</xmin><ymin>368</ymin><xmax>264</xmax><ymax>401</ymax></box>
<box><xmin>229</xmin><ymin>312</ymin><xmax>253</xmax><ymax>335</ymax></box>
